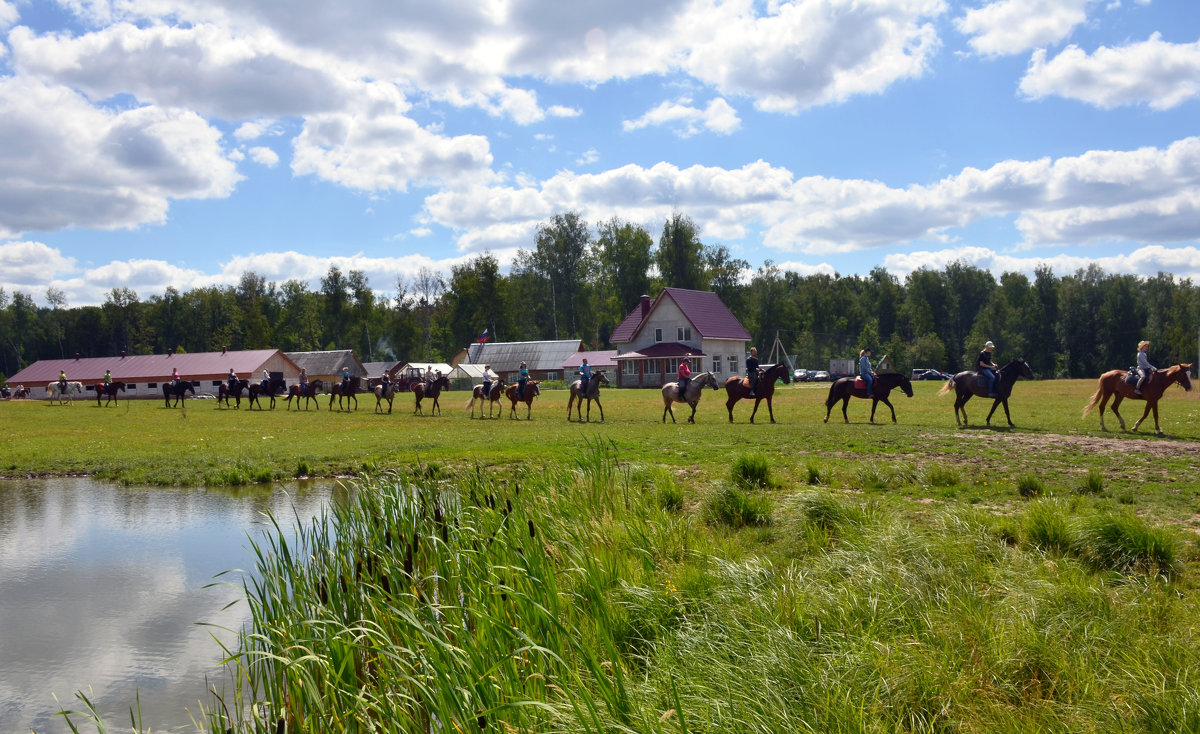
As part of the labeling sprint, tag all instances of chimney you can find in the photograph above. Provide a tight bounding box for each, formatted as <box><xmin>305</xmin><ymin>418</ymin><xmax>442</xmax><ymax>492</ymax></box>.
<box><xmin>167</xmin><ymin>348</ymin><xmax>174</xmax><ymax>357</ymax></box>
<box><xmin>75</xmin><ymin>352</ymin><xmax>80</xmax><ymax>361</ymax></box>
<box><xmin>222</xmin><ymin>346</ymin><xmax>227</xmax><ymax>355</ymax></box>
<box><xmin>639</xmin><ymin>294</ymin><xmax>651</xmax><ymax>318</ymax></box>
<box><xmin>120</xmin><ymin>350</ymin><xmax>126</xmax><ymax>359</ymax></box>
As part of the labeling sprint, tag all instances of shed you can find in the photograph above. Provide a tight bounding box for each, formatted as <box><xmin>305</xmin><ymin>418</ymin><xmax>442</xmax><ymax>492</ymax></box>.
<box><xmin>448</xmin><ymin>363</ymin><xmax>489</xmax><ymax>391</ymax></box>
<box><xmin>285</xmin><ymin>350</ymin><xmax>368</xmax><ymax>385</ymax></box>
<box><xmin>453</xmin><ymin>340</ymin><xmax>582</xmax><ymax>383</ymax></box>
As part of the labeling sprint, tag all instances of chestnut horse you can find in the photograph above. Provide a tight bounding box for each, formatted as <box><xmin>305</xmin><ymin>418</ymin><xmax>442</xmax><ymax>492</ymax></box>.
<box><xmin>724</xmin><ymin>363</ymin><xmax>791</xmax><ymax>423</ymax></box>
<box><xmin>938</xmin><ymin>358</ymin><xmax>1035</xmax><ymax>427</ymax></box>
<box><xmin>95</xmin><ymin>381</ymin><xmax>127</xmax><ymax>407</ymax></box>
<box><xmin>504</xmin><ymin>380</ymin><xmax>540</xmax><ymax>419</ymax></box>
<box><xmin>329</xmin><ymin>376</ymin><xmax>362</xmax><ymax>412</ymax></box>
<box><xmin>413</xmin><ymin>374</ymin><xmax>451</xmax><ymax>416</ymax></box>
<box><xmin>823</xmin><ymin>371</ymin><xmax>913</xmax><ymax>424</ymax></box>
<box><xmin>1083</xmin><ymin>363</ymin><xmax>1193</xmax><ymax>435</ymax></box>
<box><xmin>285</xmin><ymin>379</ymin><xmax>324</xmax><ymax>411</ymax></box>
<box><xmin>466</xmin><ymin>378</ymin><xmax>507</xmax><ymax>419</ymax></box>
<box><xmin>661</xmin><ymin>371</ymin><xmax>720</xmax><ymax>423</ymax></box>
<box><xmin>567</xmin><ymin>370</ymin><xmax>610</xmax><ymax>422</ymax></box>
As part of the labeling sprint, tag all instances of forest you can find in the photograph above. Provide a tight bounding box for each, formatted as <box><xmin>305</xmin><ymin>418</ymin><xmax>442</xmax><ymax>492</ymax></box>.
<box><xmin>2</xmin><ymin>212</ymin><xmax>1198</xmax><ymax>381</ymax></box>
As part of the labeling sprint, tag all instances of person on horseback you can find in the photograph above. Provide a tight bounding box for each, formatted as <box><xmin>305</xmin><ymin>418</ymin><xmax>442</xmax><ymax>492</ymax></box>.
<box><xmin>341</xmin><ymin>366</ymin><xmax>352</xmax><ymax>394</ymax></box>
<box><xmin>977</xmin><ymin>341</ymin><xmax>998</xmax><ymax>398</ymax></box>
<box><xmin>227</xmin><ymin>368</ymin><xmax>238</xmax><ymax>393</ymax></box>
<box><xmin>859</xmin><ymin>347</ymin><xmax>875</xmax><ymax>398</ymax></box>
<box><xmin>518</xmin><ymin>361</ymin><xmax>529</xmax><ymax>398</ymax></box>
<box><xmin>103</xmin><ymin>369</ymin><xmax>112</xmax><ymax>389</ymax></box>
<box><xmin>579</xmin><ymin>358</ymin><xmax>591</xmax><ymax>395</ymax></box>
<box><xmin>299</xmin><ymin>368</ymin><xmax>309</xmax><ymax>396</ymax></box>
<box><xmin>380</xmin><ymin>369</ymin><xmax>391</xmax><ymax>391</ymax></box>
<box><xmin>482</xmin><ymin>364</ymin><xmax>495</xmax><ymax>398</ymax></box>
<box><xmin>58</xmin><ymin>370</ymin><xmax>68</xmax><ymax>393</ymax></box>
<box><xmin>746</xmin><ymin>347</ymin><xmax>761</xmax><ymax>397</ymax></box>
<box><xmin>1135</xmin><ymin>340</ymin><xmax>1155</xmax><ymax>397</ymax></box>
<box><xmin>678</xmin><ymin>354</ymin><xmax>692</xmax><ymax>400</ymax></box>
<box><xmin>172</xmin><ymin>367</ymin><xmax>180</xmax><ymax>387</ymax></box>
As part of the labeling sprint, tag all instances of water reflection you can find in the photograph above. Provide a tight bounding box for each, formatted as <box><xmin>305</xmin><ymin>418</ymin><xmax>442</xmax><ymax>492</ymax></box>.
<box><xmin>0</xmin><ymin>478</ymin><xmax>339</xmax><ymax>733</ymax></box>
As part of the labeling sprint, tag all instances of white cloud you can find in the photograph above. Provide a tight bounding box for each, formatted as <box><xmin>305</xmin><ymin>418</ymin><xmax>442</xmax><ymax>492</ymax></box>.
<box><xmin>776</xmin><ymin>260</ymin><xmax>838</xmax><ymax>277</ymax></box>
<box><xmin>1020</xmin><ymin>34</ymin><xmax>1200</xmax><ymax>109</ymax></box>
<box><xmin>623</xmin><ymin>97</ymin><xmax>741</xmax><ymax>137</ymax></box>
<box><xmin>234</xmin><ymin>118</ymin><xmax>283</xmax><ymax>140</ymax></box>
<box><xmin>576</xmin><ymin>149</ymin><xmax>599</xmax><ymax>165</ymax></box>
<box><xmin>548</xmin><ymin>105</ymin><xmax>581</xmax><ymax>117</ymax></box>
<box><xmin>0</xmin><ymin>0</ymin><xmax>18</xmax><ymax>29</ymax></box>
<box><xmin>0</xmin><ymin>77</ymin><xmax>240</xmax><ymax>238</ymax></box>
<box><xmin>247</xmin><ymin>146</ymin><xmax>279</xmax><ymax>166</ymax></box>
<box><xmin>955</xmin><ymin>0</ymin><xmax>1095</xmax><ymax>56</ymax></box>
<box><xmin>883</xmin><ymin>244</ymin><xmax>1200</xmax><ymax>279</ymax></box>
<box><xmin>0</xmin><ymin>240</ymin><xmax>78</xmax><ymax>288</ymax></box>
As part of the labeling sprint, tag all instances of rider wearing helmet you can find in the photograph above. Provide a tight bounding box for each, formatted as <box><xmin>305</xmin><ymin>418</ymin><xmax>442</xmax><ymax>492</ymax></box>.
<box><xmin>518</xmin><ymin>361</ymin><xmax>529</xmax><ymax>398</ymax></box>
<box><xmin>677</xmin><ymin>354</ymin><xmax>691</xmax><ymax>399</ymax></box>
<box><xmin>1135</xmin><ymin>340</ymin><xmax>1155</xmax><ymax>397</ymax></box>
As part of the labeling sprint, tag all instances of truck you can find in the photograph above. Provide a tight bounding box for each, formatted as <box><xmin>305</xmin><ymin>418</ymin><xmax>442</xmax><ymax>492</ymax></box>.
<box><xmin>829</xmin><ymin>358</ymin><xmax>856</xmax><ymax>379</ymax></box>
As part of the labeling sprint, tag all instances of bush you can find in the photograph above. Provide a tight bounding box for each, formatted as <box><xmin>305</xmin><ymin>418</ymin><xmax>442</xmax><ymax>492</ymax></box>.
<box><xmin>1023</xmin><ymin>500</ymin><xmax>1072</xmax><ymax>554</ymax></box>
<box><xmin>805</xmin><ymin>461</ymin><xmax>824</xmax><ymax>485</ymax></box>
<box><xmin>1016</xmin><ymin>475</ymin><xmax>1044</xmax><ymax>499</ymax></box>
<box><xmin>1074</xmin><ymin>514</ymin><xmax>1178</xmax><ymax>576</ymax></box>
<box><xmin>703</xmin><ymin>485</ymin><xmax>772</xmax><ymax>528</ymax></box>
<box><xmin>731</xmin><ymin>452</ymin><xmax>772</xmax><ymax>488</ymax></box>
<box><xmin>1076</xmin><ymin>468</ymin><xmax>1104</xmax><ymax>495</ymax></box>
<box><xmin>797</xmin><ymin>492</ymin><xmax>865</xmax><ymax>535</ymax></box>
<box><xmin>656</xmin><ymin>476</ymin><xmax>684</xmax><ymax>513</ymax></box>
<box><xmin>925</xmin><ymin>464</ymin><xmax>960</xmax><ymax>487</ymax></box>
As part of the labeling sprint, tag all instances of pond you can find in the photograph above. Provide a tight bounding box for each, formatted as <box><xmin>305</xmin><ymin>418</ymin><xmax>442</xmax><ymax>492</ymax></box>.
<box><xmin>0</xmin><ymin>477</ymin><xmax>339</xmax><ymax>733</ymax></box>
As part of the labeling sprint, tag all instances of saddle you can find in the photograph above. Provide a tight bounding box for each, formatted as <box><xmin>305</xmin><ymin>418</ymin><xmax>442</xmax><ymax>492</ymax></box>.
<box><xmin>854</xmin><ymin>377</ymin><xmax>867</xmax><ymax>390</ymax></box>
<box><xmin>1125</xmin><ymin>369</ymin><xmax>1140</xmax><ymax>388</ymax></box>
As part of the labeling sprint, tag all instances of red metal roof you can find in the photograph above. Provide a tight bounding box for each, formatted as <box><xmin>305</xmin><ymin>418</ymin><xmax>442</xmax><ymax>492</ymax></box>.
<box><xmin>7</xmin><ymin>349</ymin><xmax>295</xmax><ymax>385</ymax></box>
<box><xmin>610</xmin><ymin>288</ymin><xmax>750</xmax><ymax>344</ymax></box>
<box><xmin>614</xmin><ymin>342</ymin><xmax>707</xmax><ymax>359</ymax></box>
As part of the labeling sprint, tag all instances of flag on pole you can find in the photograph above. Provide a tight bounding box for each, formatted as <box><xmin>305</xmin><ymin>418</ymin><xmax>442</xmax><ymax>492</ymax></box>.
<box><xmin>477</xmin><ymin>328</ymin><xmax>489</xmax><ymax>344</ymax></box>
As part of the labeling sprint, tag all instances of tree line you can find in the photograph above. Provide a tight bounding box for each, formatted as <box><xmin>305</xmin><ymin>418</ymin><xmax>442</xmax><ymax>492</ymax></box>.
<box><xmin>3</xmin><ymin>212</ymin><xmax>1198</xmax><ymax>381</ymax></box>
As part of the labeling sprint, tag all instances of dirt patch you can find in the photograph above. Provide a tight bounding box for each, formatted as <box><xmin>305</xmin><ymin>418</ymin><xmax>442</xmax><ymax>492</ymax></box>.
<box><xmin>931</xmin><ymin>431</ymin><xmax>1200</xmax><ymax>458</ymax></box>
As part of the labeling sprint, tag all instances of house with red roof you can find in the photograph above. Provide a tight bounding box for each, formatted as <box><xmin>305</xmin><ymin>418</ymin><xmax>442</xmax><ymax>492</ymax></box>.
<box><xmin>611</xmin><ymin>288</ymin><xmax>751</xmax><ymax>388</ymax></box>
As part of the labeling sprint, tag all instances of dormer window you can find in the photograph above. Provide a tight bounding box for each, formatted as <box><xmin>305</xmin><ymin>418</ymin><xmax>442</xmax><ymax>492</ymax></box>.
<box><xmin>654</xmin><ymin>328</ymin><xmax>663</xmax><ymax>342</ymax></box>
<box><xmin>677</xmin><ymin>326</ymin><xmax>692</xmax><ymax>341</ymax></box>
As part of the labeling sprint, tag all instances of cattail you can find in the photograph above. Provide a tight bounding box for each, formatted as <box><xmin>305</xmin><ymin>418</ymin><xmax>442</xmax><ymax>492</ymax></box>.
<box><xmin>505</xmin><ymin>498</ymin><xmax>512</xmax><ymax>515</ymax></box>
<box><xmin>477</xmin><ymin>713</ymin><xmax>487</xmax><ymax>729</ymax></box>
<box><xmin>528</xmin><ymin>519</ymin><xmax>536</xmax><ymax>538</ymax></box>
<box><xmin>277</xmin><ymin>717</ymin><xmax>286</xmax><ymax>734</ymax></box>
<box><xmin>514</xmin><ymin>482</ymin><xmax>520</xmax><ymax>497</ymax></box>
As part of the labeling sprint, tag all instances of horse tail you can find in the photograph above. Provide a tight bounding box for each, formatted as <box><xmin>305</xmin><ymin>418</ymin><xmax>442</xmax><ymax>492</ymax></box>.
<box><xmin>1082</xmin><ymin>382</ymin><xmax>1104</xmax><ymax>417</ymax></box>
<box><xmin>938</xmin><ymin>377</ymin><xmax>955</xmax><ymax>397</ymax></box>
<box><xmin>465</xmin><ymin>395</ymin><xmax>476</xmax><ymax>412</ymax></box>
<box><xmin>824</xmin><ymin>381</ymin><xmax>838</xmax><ymax>408</ymax></box>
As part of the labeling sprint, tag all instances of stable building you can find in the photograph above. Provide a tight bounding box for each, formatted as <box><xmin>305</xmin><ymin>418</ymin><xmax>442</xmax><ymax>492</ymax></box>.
<box><xmin>284</xmin><ymin>350</ymin><xmax>368</xmax><ymax>386</ymax></box>
<box><xmin>452</xmin><ymin>340</ymin><xmax>583</xmax><ymax>383</ymax></box>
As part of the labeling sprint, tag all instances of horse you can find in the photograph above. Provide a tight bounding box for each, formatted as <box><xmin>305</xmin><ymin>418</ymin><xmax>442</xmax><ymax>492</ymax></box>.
<box><xmin>504</xmin><ymin>379</ymin><xmax>541</xmax><ymax>420</ymax></box>
<box><xmin>95</xmin><ymin>381</ymin><xmax>126</xmax><ymax>407</ymax></box>
<box><xmin>1083</xmin><ymin>363</ymin><xmax>1194</xmax><ymax>435</ymax></box>
<box><xmin>217</xmin><ymin>379</ymin><xmax>250</xmax><ymax>409</ymax></box>
<box><xmin>14</xmin><ymin>385</ymin><xmax>29</xmax><ymax>399</ymax></box>
<box><xmin>724</xmin><ymin>363</ymin><xmax>792</xmax><ymax>423</ymax></box>
<box><xmin>162</xmin><ymin>380</ymin><xmax>195</xmax><ymax>407</ymax></box>
<box><xmin>413</xmin><ymin>374</ymin><xmax>451</xmax><ymax>416</ymax></box>
<box><xmin>47</xmin><ymin>381</ymin><xmax>84</xmax><ymax>405</ymax></box>
<box><xmin>938</xmin><ymin>358</ymin><xmax>1036</xmax><ymax>427</ymax></box>
<box><xmin>823</xmin><ymin>371</ymin><xmax>913</xmax><ymax>424</ymax></box>
<box><xmin>329</xmin><ymin>377</ymin><xmax>362</xmax><ymax>412</ymax></box>
<box><xmin>247</xmin><ymin>378</ymin><xmax>283</xmax><ymax>410</ymax></box>
<box><xmin>373</xmin><ymin>381</ymin><xmax>397</xmax><ymax>414</ymax></box>
<box><xmin>567</xmin><ymin>370</ymin><xmax>610</xmax><ymax>422</ymax></box>
<box><xmin>466</xmin><ymin>378</ymin><xmax>507</xmax><ymax>419</ymax></box>
<box><xmin>286</xmin><ymin>379</ymin><xmax>324</xmax><ymax>411</ymax></box>
<box><xmin>661</xmin><ymin>371</ymin><xmax>720</xmax><ymax>423</ymax></box>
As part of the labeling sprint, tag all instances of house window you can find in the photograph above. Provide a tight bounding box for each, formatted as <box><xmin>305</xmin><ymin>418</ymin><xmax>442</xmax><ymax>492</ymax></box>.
<box><xmin>545</xmin><ymin>371</ymin><xmax>558</xmax><ymax>381</ymax></box>
<box><xmin>666</xmin><ymin>359</ymin><xmax>679</xmax><ymax>375</ymax></box>
<box><xmin>729</xmin><ymin>356</ymin><xmax>738</xmax><ymax>374</ymax></box>
<box><xmin>654</xmin><ymin>328</ymin><xmax>663</xmax><ymax>342</ymax></box>
<box><xmin>677</xmin><ymin>326</ymin><xmax>692</xmax><ymax>341</ymax></box>
<box><xmin>126</xmin><ymin>384</ymin><xmax>137</xmax><ymax>389</ymax></box>
<box><xmin>622</xmin><ymin>361</ymin><xmax>637</xmax><ymax>376</ymax></box>
<box><xmin>212</xmin><ymin>381</ymin><xmax>222</xmax><ymax>387</ymax></box>
<box><xmin>645</xmin><ymin>360</ymin><xmax>660</xmax><ymax>375</ymax></box>
<box><xmin>713</xmin><ymin>355</ymin><xmax>722</xmax><ymax>374</ymax></box>
<box><xmin>148</xmin><ymin>383</ymin><xmax>157</xmax><ymax>388</ymax></box>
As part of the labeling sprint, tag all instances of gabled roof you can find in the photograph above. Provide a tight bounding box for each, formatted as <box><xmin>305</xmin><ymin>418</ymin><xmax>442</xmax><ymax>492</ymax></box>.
<box><xmin>285</xmin><ymin>350</ymin><xmax>367</xmax><ymax>376</ymax></box>
<box><xmin>611</xmin><ymin>288</ymin><xmax>750</xmax><ymax>345</ymax></box>
<box><xmin>8</xmin><ymin>349</ymin><xmax>295</xmax><ymax>384</ymax></box>
<box><xmin>462</xmin><ymin>340</ymin><xmax>582</xmax><ymax>372</ymax></box>
<box><xmin>561</xmin><ymin>350</ymin><xmax>618</xmax><ymax>369</ymax></box>
<box><xmin>362</xmin><ymin>360</ymin><xmax>403</xmax><ymax>377</ymax></box>
<box><xmin>613</xmin><ymin>343</ymin><xmax>707</xmax><ymax>360</ymax></box>
<box><xmin>397</xmin><ymin>362</ymin><xmax>454</xmax><ymax>376</ymax></box>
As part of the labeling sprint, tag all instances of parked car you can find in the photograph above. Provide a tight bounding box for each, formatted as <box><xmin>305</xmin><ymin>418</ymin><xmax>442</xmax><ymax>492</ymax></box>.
<box><xmin>912</xmin><ymin>368</ymin><xmax>951</xmax><ymax>381</ymax></box>
<box><xmin>811</xmin><ymin>370</ymin><xmax>831</xmax><ymax>381</ymax></box>
<box><xmin>793</xmin><ymin>368</ymin><xmax>810</xmax><ymax>382</ymax></box>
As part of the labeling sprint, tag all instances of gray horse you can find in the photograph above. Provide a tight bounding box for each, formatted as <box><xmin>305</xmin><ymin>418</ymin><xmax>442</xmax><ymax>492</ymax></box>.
<box><xmin>373</xmin><ymin>381</ymin><xmax>397</xmax><ymax>414</ymax></box>
<box><xmin>47</xmin><ymin>381</ymin><xmax>84</xmax><ymax>405</ymax></box>
<box><xmin>661</xmin><ymin>371</ymin><xmax>720</xmax><ymax>423</ymax></box>
<box><xmin>567</xmin><ymin>370</ymin><xmax>610</xmax><ymax>422</ymax></box>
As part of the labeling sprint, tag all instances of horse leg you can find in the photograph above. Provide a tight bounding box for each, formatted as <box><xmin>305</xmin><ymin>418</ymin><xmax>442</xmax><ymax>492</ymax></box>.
<box><xmin>766</xmin><ymin>397</ymin><xmax>775</xmax><ymax>423</ymax></box>
<box><xmin>1111</xmin><ymin>395</ymin><xmax>1125</xmax><ymax>430</ymax></box>
<box><xmin>841</xmin><ymin>397</ymin><xmax>850</xmax><ymax>423</ymax></box>
<box><xmin>1153</xmin><ymin>403</ymin><xmax>1163</xmax><ymax>436</ymax></box>
<box><xmin>663</xmin><ymin>399</ymin><xmax>674</xmax><ymax>423</ymax></box>
<box><xmin>956</xmin><ymin>394</ymin><xmax>969</xmax><ymax>426</ymax></box>
<box><xmin>526</xmin><ymin>400</ymin><xmax>532</xmax><ymax>420</ymax></box>
<box><xmin>749</xmin><ymin>398</ymin><xmax>761</xmax><ymax>424</ymax></box>
<box><xmin>687</xmin><ymin>400</ymin><xmax>697</xmax><ymax>423</ymax></box>
<box><xmin>869</xmin><ymin>398</ymin><xmax>878</xmax><ymax>423</ymax></box>
<box><xmin>726</xmin><ymin>395</ymin><xmax>737</xmax><ymax>423</ymax></box>
<box><xmin>1132</xmin><ymin>401</ymin><xmax>1153</xmax><ymax>433</ymax></box>
<box><xmin>985</xmin><ymin>398</ymin><xmax>1001</xmax><ymax>426</ymax></box>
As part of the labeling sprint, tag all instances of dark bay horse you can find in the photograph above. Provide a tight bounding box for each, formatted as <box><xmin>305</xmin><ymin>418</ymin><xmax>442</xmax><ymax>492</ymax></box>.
<box><xmin>567</xmin><ymin>370</ymin><xmax>610</xmax><ymax>422</ymax></box>
<box><xmin>373</xmin><ymin>381</ymin><xmax>397</xmax><ymax>414</ymax></box>
<box><xmin>823</xmin><ymin>371</ymin><xmax>913</xmax><ymax>424</ymax></box>
<box><xmin>504</xmin><ymin>380</ymin><xmax>541</xmax><ymax>419</ymax></box>
<box><xmin>248</xmin><ymin>379</ymin><xmax>282</xmax><ymax>410</ymax></box>
<box><xmin>217</xmin><ymin>379</ymin><xmax>250</xmax><ymax>408</ymax></box>
<box><xmin>413</xmin><ymin>374</ymin><xmax>451</xmax><ymax>416</ymax></box>
<box><xmin>661</xmin><ymin>371</ymin><xmax>720</xmax><ymax>423</ymax></box>
<box><xmin>95</xmin><ymin>381</ymin><xmax>126</xmax><ymax>407</ymax></box>
<box><xmin>286</xmin><ymin>379</ymin><xmax>324</xmax><ymax>411</ymax></box>
<box><xmin>329</xmin><ymin>377</ymin><xmax>361</xmax><ymax>412</ymax></box>
<box><xmin>466</xmin><ymin>378</ymin><xmax>506</xmax><ymax>419</ymax></box>
<box><xmin>1083</xmin><ymin>363</ymin><xmax>1193</xmax><ymax>435</ymax></box>
<box><xmin>938</xmin><ymin>358</ymin><xmax>1035</xmax><ymax>427</ymax></box>
<box><xmin>724</xmin><ymin>363</ymin><xmax>791</xmax><ymax>423</ymax></box>
<box><xmin>162</xmin><ymin>380</ymin><xmax>195</xmax><ymax>407</ymax></box>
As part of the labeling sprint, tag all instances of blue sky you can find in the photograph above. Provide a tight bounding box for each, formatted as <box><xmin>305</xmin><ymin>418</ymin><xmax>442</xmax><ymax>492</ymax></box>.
<box><xmin>0</xmin><ymin>0</ymin><xmax>1197</xmax><ymax>306</ymax></box>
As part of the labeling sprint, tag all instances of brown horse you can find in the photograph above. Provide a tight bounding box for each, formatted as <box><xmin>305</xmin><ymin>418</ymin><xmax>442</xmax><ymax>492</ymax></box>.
<box><xmin>247</xmin><ymin>379</ymin><xmax>281</xmax><ymax>410</ymax></box>
<box><xmin>373</xmin><ymin>381</ymin><xmax>397</xmax><ymax>414</ymax></box>
<box><xmin>95</xmin><ymin>381</ymin><xmax>126</xmax><ymax>407</ymax></box>
<box><xmin>724</xmin><ymin>363</ymin><xmax>791</xmax><ymax>423</ymax></box>
<box><xmin>217</xmin><ymin>379</ymin><xmax>250</xmax><ymax>408</ymax></box>
<box><xmin>13</xmin><ymin>385</ymin><xmax>30</xmax><ymax>399</ymax></box>
<box><xmin>162</xmin><ymin>380</ymin><xmax>195</xmax><ymax>407</ymax></box>
<box><xmin>285</xmin><ymin>379</ymin><xmax>324</xmax><ymax>411</ymax></box>
<box><xmin>414</xmin><ymin>374</ymin><xmax>451</xmax><ymax>416</ymax></box>
<box><xmin>329</xmin><ymin>376</ymin><xmax>362</xmax><ymax>412</ymax></box>
<box><xmin>938</xmin><ymin>358</ymin><xmax>1035</xmax><ymax>427</ymax></box>
<box><xmin>504</xmin><ymin>380</ymin><xmax>540</xmax><ymax>419</ymax></box>
<box><xmin>1083</xmin><ymin>363</ymin><xmax>1193</xmax><ymax>435</ymax></box>
<box><xmin>466</xmin><ymin>378</ymin><xmax>507</xmax><ymax>419</ymax></box>
<box><xmin>823</xmin><ymin>371</ymin><xmax>913</xmax><ymax>424</ymax></box>
<box><xmin>661</xmin><ymin>371</ymin><xmax>720</xmax><ymax>423</ymax></box>
<box><xmin>567</xmin><ymin>370</ymin><xmax>610</xmax><ymax>422</ymax></box>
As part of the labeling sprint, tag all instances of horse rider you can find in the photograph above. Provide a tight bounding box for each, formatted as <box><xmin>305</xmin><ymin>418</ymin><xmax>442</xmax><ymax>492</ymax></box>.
<box><xmin>103</xmin><ymin>369</ymin><xmax>112</xmax><ymax>389</ymax></box>
<box><xmin>299</xmin><ymin>367</ymin><xmax>309</xmax><ymax>396</ymax></box>
<box><xmin>746</xmin><ymin>347</ymin><xmax>761</xmax><ymax>397</ymax></box>
<box><xmin>58</xmin><ymin>369</ymin><xmax>68</xmax><ymax>393</ymax></box>
<box><xmin>1135</xmin><ymin>340</ymin><xmax>1155</xmax><ymax>397</ymax></box>
<box><xmin>518</xmin><ymin>361</ymin><xmax>529</xmax><ymax>399</ymax></box>
<box><xmin>227</xmin><ymin>368</ymin><xmax>239</xmax><ymax>393</ymax></box>
<box><xmin>481</xmin><ymin>364</ymin><xmax>495</xmax><ymax>398</ymax></box>
<box><xmin>977</xmin><ymin>340</ymin><xmax>999</xmax><ymax>398</ymax></box>
<box><xmin>380</xmin><ymin>369</ymin><xmax>392</xmax><ymax>392</ymax></box>
<box><xmin>677</xmin><ymin>354</ymin><xmax>691</xmax><ymax>400</ymax></box>
<box><xmin>172</xmin><ymin>367</ymin><xmax>181</xmax><ymax>387</ymax></box>
<box><xmin>341</xmin><ymin>366</ymin><xmax>352</xmax><ymax>392</ymax></box>
<box><xmin>579</xmin><ymin>358</ymin><xmax>592</xmax><ymax>395</ymax></box>
<box><xmin>261</xmin><ymin>368</ymin><xmax>271</xmax><ymax>392</ymax></box>
<box><xmin>859</xmin><ymin>347</ymin><xmax>875</xmax><ymax>398</ymax></box>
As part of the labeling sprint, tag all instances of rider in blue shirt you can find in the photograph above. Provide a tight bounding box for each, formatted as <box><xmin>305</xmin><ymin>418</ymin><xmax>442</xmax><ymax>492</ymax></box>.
<box><xmin>518</xmin><ymin>361</ymin><xmax>529</xmax><ymax>398</ymax></box>
<box><xmin>579</xmin><ymin>358</ymin><xmax>591</xmax><ymax>395</ymax></box>
<box><xmin>859</xmin><ymin>348</ymin><xmax>874</xmax><ymax>398</ymax></box>
<box><xmin>977</xmin><ymin>341</ymin><xmax>998</xmax><ymax>398</ymax></box>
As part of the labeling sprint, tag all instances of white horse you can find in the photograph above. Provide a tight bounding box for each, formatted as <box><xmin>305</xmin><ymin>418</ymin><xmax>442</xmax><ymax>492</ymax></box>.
<box><xmin>661</xmin><ymin>371</ymin><xmax>720</xmax><ymax>423</ymax></box>
<box><xmin>47</xmin><ymin>381</ymin><xmax>84</xmax><ymax>405</ymax></box>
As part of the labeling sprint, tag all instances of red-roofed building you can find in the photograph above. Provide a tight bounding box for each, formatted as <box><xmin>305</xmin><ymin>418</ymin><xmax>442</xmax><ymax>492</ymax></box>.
<box><xmin>612</xmin><ymin>288</ymin><xmax>751</xmax><ymax>388</ymax></box>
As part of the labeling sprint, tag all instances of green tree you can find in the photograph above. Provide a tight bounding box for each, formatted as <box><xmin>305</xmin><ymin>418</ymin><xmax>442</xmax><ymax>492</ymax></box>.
<box><xmin>533</xmin><ymin>211</ymin><xmax>592</xmax><ymax>339</ymax></box>
<box><xmin>655</xmin><ymin>212</ymin><xmax>705</xmax><ymax>290</ymax></box>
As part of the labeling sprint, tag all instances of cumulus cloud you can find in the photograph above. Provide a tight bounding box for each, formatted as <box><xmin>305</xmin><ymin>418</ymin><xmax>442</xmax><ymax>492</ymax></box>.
<box><xmin>247</xmin><ymin>146</ymin><xmax>279</xmax><ymax>166</ymax></box>
<box><xmin>234</xmin><ymin>118</ymin><xmax>283</xmax><ymax>140</ymax></box>
<box><xmin>1020</xmin><ymin>34</ymin><xmax>1200</xmax><ymax>109</ymax></box>
<box><xmin>548</xmin><ymin>105</ymin><xmax>581</xmax><ymax>117</ymax></box>
<box><xmin>0</xmin><ymin>240</ymin><xmax>78</xmax><ymax>288</ymax></box>
<box><xmin>955</xmin><ymin>0</ymin><xmax>1095</xmax><ymax>56</ymax></box>
<box><xmin>623</xmin><ymin>97</ymin><xmax>741</xmax><ymax>137</ymax></box>
<box><xmin>0</xmin><ymin>77</ymin><xmax>240</xmax><ymax>238</ymax></box>
<box><xmin>883</xmin><ymin>244</ymin><xmax>1200</xmax><ymax>279</ymax></box>
<box><xmin>0</xmin><ymin>0</ymin><xmax>18</xmax><ymax>29</ymax></box>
